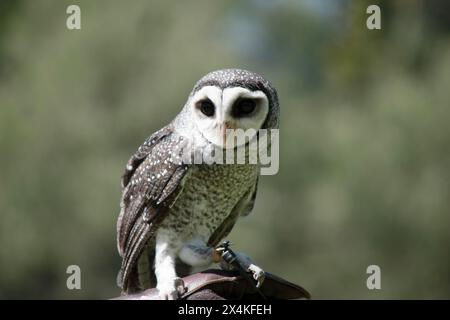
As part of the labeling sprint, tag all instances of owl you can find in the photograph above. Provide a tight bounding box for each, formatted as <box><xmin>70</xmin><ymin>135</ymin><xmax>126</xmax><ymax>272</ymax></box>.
<box><xmin>116</xmin><ymin>69</ymin><xmax>279</xmax><ymax>299</ymax></box>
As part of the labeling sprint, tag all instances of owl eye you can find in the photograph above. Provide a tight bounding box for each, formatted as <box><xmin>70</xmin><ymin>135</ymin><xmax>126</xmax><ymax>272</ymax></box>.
<box><xmin>233</xmin><ymin>98</ymin><xmax>256</xmax><ymax>117</ymax></box>
<box><xmin>198</xmin><ymin>99</ymin><xmax>215</xmax><ymax>117</ymax></box>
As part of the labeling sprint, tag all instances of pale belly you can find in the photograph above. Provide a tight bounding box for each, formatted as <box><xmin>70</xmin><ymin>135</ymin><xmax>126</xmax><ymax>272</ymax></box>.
<box><xmin>160</xmin><ymin>163</ymin><xmax>258</xmax><ymax>244</ymax></box>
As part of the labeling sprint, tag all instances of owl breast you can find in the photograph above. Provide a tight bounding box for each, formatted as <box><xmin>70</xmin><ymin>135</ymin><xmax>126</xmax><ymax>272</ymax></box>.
<box><xmin>160</xmin><ymin>163</ymin><xmax>258</xmax><ymax>242</ymax></box>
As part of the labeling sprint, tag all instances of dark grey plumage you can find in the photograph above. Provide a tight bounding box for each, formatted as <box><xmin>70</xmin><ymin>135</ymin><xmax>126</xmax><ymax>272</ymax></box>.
<box><xmin>117</xmin><ymin>126</ymin><xmax>188</xmax><ymax>291</ymax></box>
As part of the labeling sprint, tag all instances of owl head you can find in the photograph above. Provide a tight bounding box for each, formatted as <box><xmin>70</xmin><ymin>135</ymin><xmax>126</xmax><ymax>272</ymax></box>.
<box><xmin>179</xmin><ymin>69</ymin><xmax>279</xmax><ymax>149</ymax></box>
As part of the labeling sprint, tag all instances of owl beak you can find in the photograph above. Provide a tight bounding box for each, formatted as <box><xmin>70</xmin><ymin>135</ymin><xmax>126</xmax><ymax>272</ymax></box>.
<box><xmin>220</xmin><ymin>121</ymin><xmax>237</xmax><ymax>147</ymax></box>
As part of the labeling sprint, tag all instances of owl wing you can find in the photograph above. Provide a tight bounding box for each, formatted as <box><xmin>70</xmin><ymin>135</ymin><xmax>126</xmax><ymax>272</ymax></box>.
<box><xmin>121</xmin><ymin>126</ymin><xmax>174</xmax><ymax>188</ymax></box>
<box><xmin>116</xmin><ymin>124</ymin><xmax>190</xmax><ymax>290</ymax></box>
<box><xmin>207</xmin><ymin>176</ymin><xmax>259</xmax><ymax>248</ymax></box>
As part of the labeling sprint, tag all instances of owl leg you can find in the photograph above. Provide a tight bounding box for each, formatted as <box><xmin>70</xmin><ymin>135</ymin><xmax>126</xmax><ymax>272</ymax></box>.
<box><xmin>220</xmin><ymin>251</ymin><xmax>265</xmax><ymax>288</ymax></box>
<box><xmin>154</xmin><ymin>230</ymin><xmax>186</xmax><ymax>300</ymax></box>
<box><xmin>178</xmin><ymin>238</ymin><xmax>219</xmax><ymax>267</ymax></box>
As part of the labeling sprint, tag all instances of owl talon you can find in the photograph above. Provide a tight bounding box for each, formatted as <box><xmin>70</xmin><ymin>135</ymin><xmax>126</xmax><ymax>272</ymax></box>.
<box><xmin>175</xmin><ymin>277</ymin><xmax>187</xmax><ymax>296</ymax></box>
<box><xmin>248</xmin><ymin>264</ymin><xmax>265</xmax><ymax>288</ymax></box>
<box><xmin>157</xmin><ymin>277</ymin><xmax>186</xmax><ymax>300</ymax></box>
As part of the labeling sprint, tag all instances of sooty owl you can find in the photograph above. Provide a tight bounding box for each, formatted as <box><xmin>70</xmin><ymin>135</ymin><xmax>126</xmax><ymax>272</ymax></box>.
<box><xmin>116</xmin><ymin>69</ymin><xmax>279</xmax><ymax>299</ymax></box>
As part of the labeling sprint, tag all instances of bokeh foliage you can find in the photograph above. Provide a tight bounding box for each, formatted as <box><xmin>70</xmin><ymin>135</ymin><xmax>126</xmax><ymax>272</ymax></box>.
<box><xmin>0</xmin><ymin>0</ymin><xmax>449</xmax><ymax>299</ymax></box>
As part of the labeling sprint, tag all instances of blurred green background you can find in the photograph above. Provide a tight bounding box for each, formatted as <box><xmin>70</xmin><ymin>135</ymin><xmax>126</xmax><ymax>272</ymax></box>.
<box><xmin>1</xmin><ymin>0</ymin><xmax>449</xmax><ymax>299</ymax></box>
